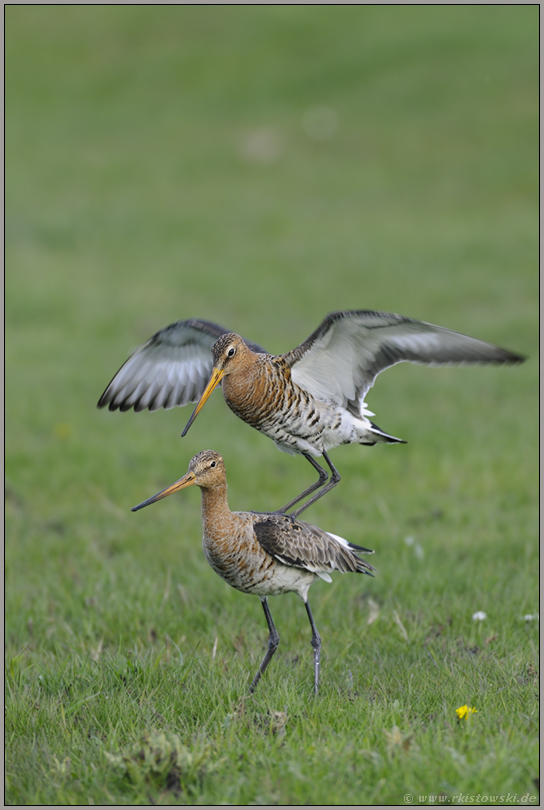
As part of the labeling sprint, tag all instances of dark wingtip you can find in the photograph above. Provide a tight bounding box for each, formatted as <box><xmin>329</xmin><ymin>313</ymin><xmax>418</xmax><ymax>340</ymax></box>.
<box><xmin>488</xmin><ymin>347</ymin><xmax>527</xmax><ymax>365</ymax></box>
<box><xmin>348</xmin><ymin>542</ymin><xmax>374</xmax><ymax>554</ymax></box>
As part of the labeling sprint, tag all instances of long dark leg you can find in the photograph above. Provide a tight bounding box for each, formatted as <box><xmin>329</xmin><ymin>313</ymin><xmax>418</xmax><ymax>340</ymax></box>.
<box><xmin>289</xmin><ymin>450</ymin><xmax>341</xmax><ymax>518</ymax></box>
<box><xmin>277</xmin><ymin>453</ymin><xmax>329</xmax><ymax>514</ymax></box>
<box><xmin>249</xmin><ymin>597</ymin><xmax>280</xmax><ymax>693</ymax></box>
<box><xmin>305</xmin><ymin>600</ymin><xmax>321</xmax><ymax>695</ymax></box>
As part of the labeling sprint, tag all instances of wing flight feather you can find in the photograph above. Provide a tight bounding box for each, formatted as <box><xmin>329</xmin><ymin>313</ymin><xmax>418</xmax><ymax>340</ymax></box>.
<box><xmin>98</xmin><ymin>318</ymin><xmax>267</xmax><ymax>412</ymax></box>
<box><xmin>287</xmin><ymin>310</ymin><xmax>524</xmax><ymax>412</ymax></box>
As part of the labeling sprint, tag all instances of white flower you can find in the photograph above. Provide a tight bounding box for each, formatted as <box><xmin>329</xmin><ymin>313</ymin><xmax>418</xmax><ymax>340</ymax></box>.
<box><xmin>472</xmin><ymin>611</ymin><xmax>487</xmax><ymax>621</ymax></box>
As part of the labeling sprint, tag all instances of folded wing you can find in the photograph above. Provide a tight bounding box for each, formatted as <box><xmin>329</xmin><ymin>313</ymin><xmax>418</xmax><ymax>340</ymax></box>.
<box><xmin>254</xmin><ymin>516</ymin><xmax>375</xmax><ymax>577</ymax></box>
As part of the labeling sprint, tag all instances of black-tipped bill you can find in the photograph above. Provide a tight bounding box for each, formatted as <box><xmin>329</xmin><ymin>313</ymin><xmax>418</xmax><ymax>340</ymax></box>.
<box><xmin>131</xmin><ymin>472</ymin><xmax>196</xmax><ymax>512</ymax></box>
<box><xmin>181</xmin><ymin>367</ymin><xmax>224</xmax><ymax>437</ymax></box>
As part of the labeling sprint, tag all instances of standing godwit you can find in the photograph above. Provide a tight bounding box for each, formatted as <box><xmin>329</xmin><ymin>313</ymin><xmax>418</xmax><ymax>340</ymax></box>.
<box><xmin>131</xmin><ymin>449</ymin><xmax>375</xmax><ymax>694</ymax></box>
<box><xmin>99</xmin><ymin>310</ymin><xmax>525</xmax><ymax>516</ymax></box>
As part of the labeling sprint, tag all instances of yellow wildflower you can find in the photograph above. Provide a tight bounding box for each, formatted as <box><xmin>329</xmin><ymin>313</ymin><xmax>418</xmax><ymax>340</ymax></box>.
<box><xmin>54</xmin><ymin>422</ymin><xmax>73</xmax><ymax>440</ymax></box>
<box><xmin>456</xmin><ymin>705</ymin><xmax>478</xmax><ymax>720</ymax></box>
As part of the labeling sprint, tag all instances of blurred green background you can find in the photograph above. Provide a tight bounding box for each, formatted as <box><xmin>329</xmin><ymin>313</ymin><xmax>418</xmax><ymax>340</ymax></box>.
<box><xmin>5</xmin><ymin>6</ymin><xmax>539</xmax><ymax>805</ymax></box>
<box><xmin>6</xmin><ymin>4</ymin><xmax>537</xmax><ymax>498</ymax></box>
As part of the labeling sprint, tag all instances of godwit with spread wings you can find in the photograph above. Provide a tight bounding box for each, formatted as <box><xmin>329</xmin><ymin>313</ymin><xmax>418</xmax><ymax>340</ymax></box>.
<box><xmin>100</xmin><ymin>310</ymin><xmax>524</xmax><ymax>516</ymax></box>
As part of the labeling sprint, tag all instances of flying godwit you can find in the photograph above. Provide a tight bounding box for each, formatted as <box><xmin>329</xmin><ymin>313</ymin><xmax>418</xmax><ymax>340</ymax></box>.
<box><xmin>131</xmin><ymin>449</ymin><xmax>375</xmax><ymax>694</ymax></box>
<box><xmin>99</xmin><ymin>310</ymin><xmax>525</xmax><ymax>516</ymax></box>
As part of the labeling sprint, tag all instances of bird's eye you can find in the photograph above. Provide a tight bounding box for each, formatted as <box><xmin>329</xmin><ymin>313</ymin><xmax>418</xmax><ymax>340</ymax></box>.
<box><xmin>227</xmin><ymin>346</ymin><xmax>236</xmax><ymax>358</ymax></box>
<box><xmin>210</xmin><ymin>461</ymin><xmax>216</xmax><ymax>468</ymax></box>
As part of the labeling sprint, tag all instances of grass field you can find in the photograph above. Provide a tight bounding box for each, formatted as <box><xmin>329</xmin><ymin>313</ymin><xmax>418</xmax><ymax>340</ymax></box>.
<box><xmin>5</xmin><ymin>6</ymin><xmax>539</xmax><ymax>806</ymax></box>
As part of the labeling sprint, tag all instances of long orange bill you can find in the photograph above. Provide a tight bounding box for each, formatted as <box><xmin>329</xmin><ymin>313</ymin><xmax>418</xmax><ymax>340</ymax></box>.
<box><xmin>131</xmin><ymin>471</ymin><xmax>196</xmax><ymax>512</ymax></box>
<box><xmin>181</xmin><ymin>367</ymin><xmax>225</xmax><ymax>437</ymax></box>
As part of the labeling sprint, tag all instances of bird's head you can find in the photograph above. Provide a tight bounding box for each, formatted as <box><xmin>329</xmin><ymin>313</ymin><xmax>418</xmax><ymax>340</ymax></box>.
<box><xmin>181</xmin><ymin>333</ymin><xmax>254</xmax><ymax>437</ymax></box>
<box><xmin>210</xmin><ymin>332</ymin><xmax>254</xmax><ymax>374</ymax></box>
<box><xmin>131</xmin><ymin>450</ymin><xmax>226</xmax><ymax>511</ymax></box>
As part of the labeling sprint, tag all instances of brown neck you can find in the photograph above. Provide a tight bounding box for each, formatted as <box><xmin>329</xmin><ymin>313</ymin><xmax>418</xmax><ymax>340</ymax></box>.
<box><xmin>222</xmin><ymin>354</ymin><xmax>287</xmax><ymax>426</ymax></box>
<box><xmin>200</xmin><ymin>482</ymin><xmax>233</xmax><ymax>536</ymax></box>
<box><xmin>222</xmin><ymin>350</ymin><xmax>262</xmax><ymax>396</ymax></box>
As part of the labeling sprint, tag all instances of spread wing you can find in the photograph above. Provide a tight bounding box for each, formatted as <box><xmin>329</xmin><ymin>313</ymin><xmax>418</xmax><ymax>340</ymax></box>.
<box><xmin>286</xmin><ymin>310</ymin><xmax>525</xmax><ymax>414</ymax></box>
<box><xmin>253</xmin><ymin>516</ymin><xmax>375</xmax><ymax>577</ymax></box>
<box><xmin>98</xmin><ymin>318</ymin><xmax>267</xmax><ymax>413</ymax></box>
